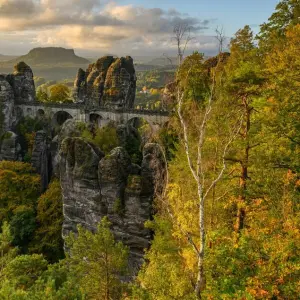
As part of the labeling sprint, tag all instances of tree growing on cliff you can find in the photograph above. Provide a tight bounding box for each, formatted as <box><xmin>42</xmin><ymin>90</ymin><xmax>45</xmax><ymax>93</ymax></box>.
<box><xmin>65</xmin><ymin>217</ymin><xmax>129</xmax><ymax>300</ymax></box>
<box><xmin>30</xmin><ymin>179</ymin><xmax>64</xmax><ymax>262</ymax></box>
<box><xmin>175</xmin><ymin>52</ymin><xmax>242</xmax><ymax>298</ymax></box>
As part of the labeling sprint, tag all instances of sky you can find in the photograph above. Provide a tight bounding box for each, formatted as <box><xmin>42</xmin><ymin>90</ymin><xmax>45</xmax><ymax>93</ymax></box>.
<box><xmin>0</xmin><ymin>0</ymin><xmax>280</xmax><ymax>57</ymax></box>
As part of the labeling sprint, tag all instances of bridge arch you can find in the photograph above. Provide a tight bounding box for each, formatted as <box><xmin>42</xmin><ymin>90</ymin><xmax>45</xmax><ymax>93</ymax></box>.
<box><xmin>36</xmin><ymin>108</ymin><xmax>45</xmax><ymax>119</ymax></box>
<box><xmin>52</xmin><ymin>110</ymin><xmax>73</xmax><ymax>126</ymax></box>
<box><xmin>26</xmin><ymin>107</ymin><xmax>33</xmax><ymax>117</ymax></box>
<box><xmin>127</xmin><ymin>117</ymin><xmax>154</xmax><ymax>146</ymax></box>
<box><xmin>89</xmin><ymin>113</ymin><xmax>103</xmax><ymax>127</ymax></box>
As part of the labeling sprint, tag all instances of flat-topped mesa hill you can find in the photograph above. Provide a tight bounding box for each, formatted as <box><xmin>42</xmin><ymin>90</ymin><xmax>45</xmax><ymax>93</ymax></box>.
<box><xmin>7</xmin><ymin>47</ymin><xmax>90</xmax><ymax>66</ymax></box>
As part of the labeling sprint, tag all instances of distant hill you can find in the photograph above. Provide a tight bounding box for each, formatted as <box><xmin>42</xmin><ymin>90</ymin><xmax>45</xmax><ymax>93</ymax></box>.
<box><xmin>0</xmin><ymin>54</ymin><xmax>18</xmax><ymax>62</ymax></box>
<box><xmin>146</xmin><ymin>57</ymin><xmax>178</xmax><ymax>66</ymax></box>
<box><xmin>6</xmin><ymin>47</ymin><xmax>90</xmax><ymax>66</ymax></box>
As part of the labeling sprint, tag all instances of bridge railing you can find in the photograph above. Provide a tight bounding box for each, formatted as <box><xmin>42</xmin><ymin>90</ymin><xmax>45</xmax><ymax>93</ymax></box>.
<box><xmin>16</xmin><ymin>101</ymin><xmax>170</xmax><ymax>116</ymax></box>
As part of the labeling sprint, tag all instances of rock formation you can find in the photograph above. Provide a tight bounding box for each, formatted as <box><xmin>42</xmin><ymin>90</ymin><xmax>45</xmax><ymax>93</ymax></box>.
<box><xmin>59</xmin><ymin>138</ymin><xmax>166</xmax><ymax>273</ymax></box>
<box><xmin>74</xmin><ymin>56</ymin><xmax>136</xmax><ymax>109</ymax></box>
<box><xmin>0</xmin><ymin>75</ymin><xmax>14</xmax><ymax>132</ymax></box>
<box><xmin>0</xmin><ymin>62</ymin><xmax>35</xmax><ymax>162</ymax></box>
<box><xmin>31</xmin><ymin>131</ymin><xmax>52</xmax><ymax>191</ymax></box>
<box><xmin>0</xmin><ymin>131</ymin><xmax>22</xmax><ymax>161</ymax></box>
<box><xmin>0</xmin><ymin>62</ymin><xmax>35</xmax><ymax>107</ymax></box>
<box><xmin>8</xmin><ymin>62</ymin><xmax>35</xmax><ymax>104</ymax></box>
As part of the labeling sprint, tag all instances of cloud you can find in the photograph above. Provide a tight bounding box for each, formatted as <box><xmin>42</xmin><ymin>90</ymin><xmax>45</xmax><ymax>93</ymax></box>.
<box><xmin>0</xmin><ymin>0</ymin><xmax>37</xmax><ymax>16</ymax></box>
<box><xmin>0</xmin><ymin>1</ymin><xmax>218</xmax><ymax>56</ymax></box>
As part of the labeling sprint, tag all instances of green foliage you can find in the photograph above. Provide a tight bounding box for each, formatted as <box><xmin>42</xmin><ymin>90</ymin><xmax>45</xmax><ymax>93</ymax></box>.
<box><xmin>136</xmin><ymin>218</ymin><xmax>196</xmax><ymax>300</ymax></box>
<box><xmin>81</xmin><ymin>123</ymin><xmax>120</xmax><ymax>154</ymax></box>
<box><xmin>0</xmin><ymin>3</ymin><xmax>299</xmax><ymax>298</ymax></box>
<box><xmin>177</xmin><ymin>51</ymin><xmax>209</xmax><ymax>102</ymax></box>
<box><xmin>10</xmin><ymin>208</ymin><xmax>36</xmax><ymax>253</ymax></box>
<box><xmin>30</xmin><ymin>179</ymin><xmax>64</xmax><ymax>262</ymax></box>
<box><xmin>112</xmin><ymin>198</ymin><xmax>125</xmax><ymax>216</ymax></box>
<box><xmin>49</xmin><ymin>84</ymin><xmax>72</xmax><ymax>103</ymax></box>
<box><xmin>16</xmin><ymin>116</ymin><xmax>45</xmax><ymax>159</ymax></box>
<box><xmin>3</xmin><ymin>254</ymin><xmax>48</xmax><ymax>290</ymax></box>
<box><xmin>0</xmin><ymin>161</ymin><xmax>40</xmax><ymax>223</ymax></box>
<box><xmin>258</xmin><ymin>0</ymin><xmax>300</xmax><ymax>50</ymax></box>
<box><xmin>16</xmin><ymin>116</ymin><xmax>44</xmax><ymax>138</ymax></box>
<box><xmin>65</xmin><ymin>217</ymin><xmax>129</xmax><ymax>300</ymax></box>
<box><xmin>124</xmin><ymin>131</ymin><xmax>143</xmax><ymax>165</ymax></box>
<box><xmin>36</xmin><ymin>88</ymin><xmax>49</xmax><ymax>102</ymax></box>
<box><xmin>0</xmin><ymin>222</ymin><xmax>18</xmax><ymax>281</ymax></box>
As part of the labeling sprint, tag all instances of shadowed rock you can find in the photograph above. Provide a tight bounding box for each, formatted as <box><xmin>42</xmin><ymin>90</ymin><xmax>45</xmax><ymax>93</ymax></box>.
<box><xmin>0</xmin><ymin>131</ymin><xmax>22</xmax><ymax>161</ymax></box>
<box><xmin>0</xmin><ymin>75</ymin><xmax>14</xmax><ymax>132</ymax></box>
<box><xmin>31</xmin><ymin>131</ymin><xmax>51</xmax><ymax>191</ymax></box>
<box><xmin>59</xmin><ymin>139</ymin><xmax>167</xmax><ymax>275</ymax></box>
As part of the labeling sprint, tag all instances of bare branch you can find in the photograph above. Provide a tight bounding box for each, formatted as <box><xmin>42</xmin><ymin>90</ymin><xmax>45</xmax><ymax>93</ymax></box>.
<box><xmin>173</xmin><ymin>23</ymin><xmax>194</xmax><ymax>65</ymax></box>
<box><xmin>163</xmin><ymin>53</ymin><xmax>174</xmax><ymax>67</ymax></box>
<box><xmin>203</xmin><ymin>115</ymin><xmax>244</xmax><ymax>200</ymax></box>
<box><xmin>215</xmin><ymin>26</ymin><xmax>226</xmax><ymax>54</ymax></box>
<box><xmin>177</xmin><ymin>82</ymin><xmax>198</xmax><ymax>181</ymax></box>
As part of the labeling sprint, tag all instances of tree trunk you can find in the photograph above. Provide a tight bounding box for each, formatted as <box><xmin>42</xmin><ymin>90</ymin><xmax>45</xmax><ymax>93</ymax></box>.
<box><xmin>235</xmin><ymin>164</ymin><xmax>247</xmax><ymax>232</ymax></box>
<box><xmin>235</xmin><ymin>96</ymin><xmax>250</xmax><ymax>235</ymax></box>
<box><xmin>195</xmin><ymin>191</ymin><xmax>206</xmax><ymax>299</ymax></box>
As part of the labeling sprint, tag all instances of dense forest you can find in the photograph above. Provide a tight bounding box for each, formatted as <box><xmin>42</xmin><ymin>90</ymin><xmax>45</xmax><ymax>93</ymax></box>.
<box><xmin>0</xmin><ymin>0</ymin><xmax>299</xmax><ymax>299</ymax></box>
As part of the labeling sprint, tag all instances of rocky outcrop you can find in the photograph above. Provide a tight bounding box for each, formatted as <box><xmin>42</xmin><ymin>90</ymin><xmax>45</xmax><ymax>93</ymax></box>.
<box><xmin>59</xmin><ymin>139</ymin><xmax>166</xmax><ymax>273</ymax></box>
<box><xmin>0</xmin><ymin>75</ymin><xmax>14</xmax><ymax>132</ymax></box>
<box><xmin>0</xmin><ymin>62</ymin><xmax>35</xmax><ymax>112</ymax></box>
<box><xmin>9</xmin><ymin>62</ymin><xmax>35</xmax><ymax>104</ymax></box>
<box><xmin>31</xmin><ymin>131</ymin><xmax>51</xmax><ymax>191</ymax></box>
<box><xmin>59</xmin><ymin>138</ymin><xmax>105</xmax><ymax>234</ymax></box>
<box><xmin>74</xmin><ymin>56</ymin><xmax>136</xmax><ymax>109</ymax></box>
<box><xmin>0</xmin><ymin>131</ymin><xmax>22</xmax><ymax>161</ymax></box>
<box><xmin>50</xmin><ymin>119</ymin><xmax>87</xmax><ymax>177</ymax></box>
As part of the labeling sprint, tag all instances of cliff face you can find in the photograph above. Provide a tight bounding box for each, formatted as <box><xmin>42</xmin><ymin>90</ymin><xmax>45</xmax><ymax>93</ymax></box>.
<box><xmin>31</xmin><ymin>131</ymin><xmax>52</xmax><ymax>191</ymax></box>
<box><xmin>0</xmin><ymin>62</ymin><xmax>35</xmax><ymax>160</ymax></box>
<box><xmin>74</xmin><ymin>56</ymin><xmax>136</xmax><ymax>109</ymax></box>
<box><xmin>0</xmin><ymin>62</ymin><xmax>35</xmax><ymax>106</ymax></box>
<box><xmin>0</xmin><ymin>75</ymin><xmax>14</xmax><ymax>132</ymax></box>
<box><xmin>59</xmin><ymin>138</ymin><xmax>166</xmax><ymax>273</ymax></box>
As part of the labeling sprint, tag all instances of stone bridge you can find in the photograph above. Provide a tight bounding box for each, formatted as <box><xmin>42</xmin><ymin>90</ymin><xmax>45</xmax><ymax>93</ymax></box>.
<box><xmin>15</xmin><ymin>102</ymin><xmax>170</xmax><ymax>128</ymax></box>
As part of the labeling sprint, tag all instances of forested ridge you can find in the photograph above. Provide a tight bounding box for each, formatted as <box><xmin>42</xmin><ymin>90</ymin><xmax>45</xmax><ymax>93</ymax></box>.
<box><xmin>0</xmin><ymin>1</ymin><xmax>299</xmax><ymax>299</ymax></box>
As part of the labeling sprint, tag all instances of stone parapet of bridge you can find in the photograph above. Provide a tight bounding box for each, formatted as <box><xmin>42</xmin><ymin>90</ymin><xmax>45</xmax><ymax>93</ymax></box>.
<box><xmin>15</xmin><ymin>101</ymin><xmax>170</xmax><ymax>126</ymax></box>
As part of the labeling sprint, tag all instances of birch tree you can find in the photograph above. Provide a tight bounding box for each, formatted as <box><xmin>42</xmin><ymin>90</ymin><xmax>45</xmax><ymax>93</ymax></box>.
<box><xmin>173</xmin><ymin>29</ymin><xmax>243</xmax><ymax>298</ymax></box>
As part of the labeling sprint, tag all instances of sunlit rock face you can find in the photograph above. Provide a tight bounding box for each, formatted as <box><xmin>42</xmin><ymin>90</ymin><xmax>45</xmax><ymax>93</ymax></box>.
<box><xmin>59</xmin><ymin>139</ymin><xmax>166</xmax><ymax>274</ymax></box>
<box><xmin>73</xmin><ymin>56</ymin><xmax>136</xmax><ymax>109</ymax></box>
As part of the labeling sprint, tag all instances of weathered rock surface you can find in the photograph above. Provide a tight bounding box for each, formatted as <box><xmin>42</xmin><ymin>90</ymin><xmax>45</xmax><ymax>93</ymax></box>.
<box><xmin>74</xmin><ymin>56</ymin><xmax>136</xmax><ymax>109</ymax></box>
<box><xmin>0</xmin><ymin>75</ymin><xmax>14</xmax><ymax>132</ymax></box>
<box><xmin>59</xmin><ymin>139</ymin><xmax>166</xmax><ymax>273</ymax></box>
<box><xmin>0</xmin><ymin>62</ymin><xmax>35</xmax><ymax>135</ymax></box>
<box><xmin>9</xmin><ymin>62</ymin><xmax>35</xmax><ymax>104</ymax></box>
<box><xmin>0</xmin><ymin>131</ymin><xmax>22</xmax><ymax>161</ymax></box>
<box><xmin>50</xmin><ymin>119</ymin><xmax>87</xmax><ymax>177</ymax></box>
<box><xmin>59</xmin><ymin>138</ymin><xmax>105</xmax><ymax>234</ymax></box>
<box><xmin>31</xmin><ymin>131</ymin><xmax>51</xmax><ymax>191</ymax></box>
